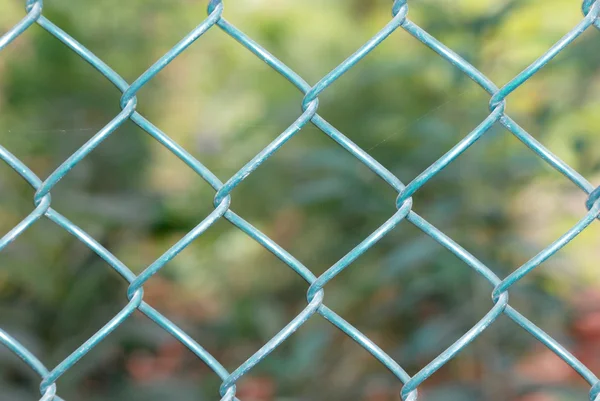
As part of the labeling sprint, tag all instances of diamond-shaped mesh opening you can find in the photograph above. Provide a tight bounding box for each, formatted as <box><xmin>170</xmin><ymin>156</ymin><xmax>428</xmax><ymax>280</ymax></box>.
<box><xmin>153</xmin><ymin>30</ymin><xmax>303</xmax><ymax>180</ymax></box>
<box><xmin>230</xmin><ymin>127</ymin><xmax>399</xmax><ymax>274</ymax></box>
<box><xmin>413</xmin><ymin>126</ymin><xmax>588</xmax><ymax>263</ymax></box>
<box><xmin>0</xmin><ymin>25</ymin><xmax>122</xmax><ymax>145</ymax></box>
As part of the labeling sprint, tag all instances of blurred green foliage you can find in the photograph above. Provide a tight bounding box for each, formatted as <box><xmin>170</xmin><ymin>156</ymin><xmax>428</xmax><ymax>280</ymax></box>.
<box><xmin>0</xmin><ymin>0</ymin><xmax>599</xmax><ymax>400</ymax></box>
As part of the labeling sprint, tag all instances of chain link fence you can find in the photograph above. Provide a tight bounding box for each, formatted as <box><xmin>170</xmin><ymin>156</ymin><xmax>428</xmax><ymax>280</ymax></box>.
<box><xmin>1</xmin><ymin>0</ymin><xmax>599</xmax><ymax>399</ymax></box>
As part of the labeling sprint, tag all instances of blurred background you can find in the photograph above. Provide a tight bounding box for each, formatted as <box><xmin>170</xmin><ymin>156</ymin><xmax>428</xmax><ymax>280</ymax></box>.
<box><xmin>1</xmin><ymin>0</ymin><xmax>600</xmax><ymax>400</ymax></box>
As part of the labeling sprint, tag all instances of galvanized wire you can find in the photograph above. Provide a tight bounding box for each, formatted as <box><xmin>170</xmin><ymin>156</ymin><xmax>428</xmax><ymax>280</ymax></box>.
<box><xmin>1</xmin><ymin>0</ymin><xmax>599</xmax><ymax>399</ymax></box>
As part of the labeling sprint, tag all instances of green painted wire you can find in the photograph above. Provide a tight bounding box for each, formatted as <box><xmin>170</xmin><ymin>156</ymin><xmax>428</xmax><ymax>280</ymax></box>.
<box><xmin>0</xmin><ymin>0</ymin><xmax>599</xmax><ymax>400</ymax></box>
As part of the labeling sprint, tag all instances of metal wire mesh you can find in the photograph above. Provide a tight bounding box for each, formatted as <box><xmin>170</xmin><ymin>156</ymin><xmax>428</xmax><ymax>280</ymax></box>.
<box><xmin>1</xmin><ymin>0</ymin><xmax>599</xmax><ymax>399</ymax></box>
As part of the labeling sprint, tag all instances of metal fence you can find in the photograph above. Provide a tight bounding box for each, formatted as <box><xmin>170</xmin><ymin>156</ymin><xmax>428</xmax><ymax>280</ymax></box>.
<box><xmin>0</xmin><ymin>0</ymin><xmax>599</xmax><ymax>400</ymax></box>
